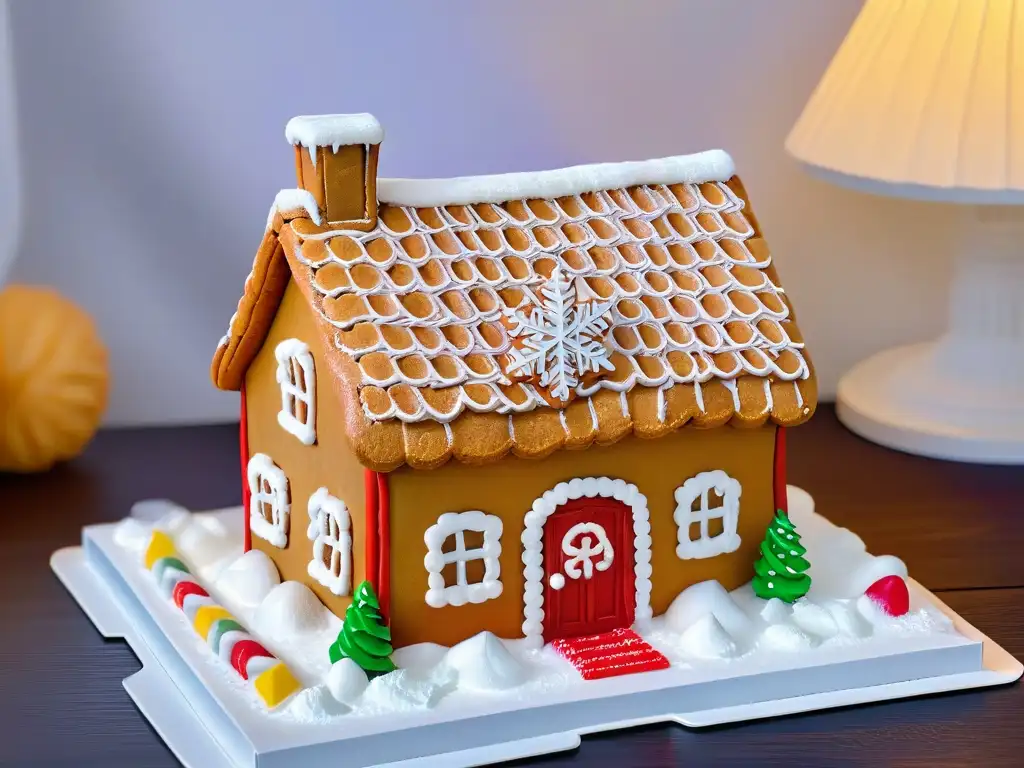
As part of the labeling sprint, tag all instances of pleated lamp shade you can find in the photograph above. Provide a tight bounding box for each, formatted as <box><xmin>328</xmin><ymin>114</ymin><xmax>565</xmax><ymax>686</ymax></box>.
<box><xmin>786</xmin><ymin>0</ymin><xmax>1024</xmax><ymax>204</ymax></box>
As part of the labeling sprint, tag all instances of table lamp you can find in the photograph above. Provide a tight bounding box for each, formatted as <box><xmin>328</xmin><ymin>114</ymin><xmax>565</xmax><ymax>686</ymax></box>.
<box><xmin>786</xmin><ymin>0</ymin><xmax>1024</xmax><ymax>464</ymax></box>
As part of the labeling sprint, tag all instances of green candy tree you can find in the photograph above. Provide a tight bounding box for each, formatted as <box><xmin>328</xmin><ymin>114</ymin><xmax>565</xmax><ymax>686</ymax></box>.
<box><xmin>752</xmin><ymin>509</ymin><xmax>811</xmax><ymax>603</ymax></box>
<box><xmin>329</xmin><ymin>580</ymin><xmax>396</xmax><ymax>677</ymax></box>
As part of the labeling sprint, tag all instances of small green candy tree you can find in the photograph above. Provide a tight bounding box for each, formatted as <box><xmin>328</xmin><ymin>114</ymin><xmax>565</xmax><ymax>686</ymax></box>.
<box><xmin>329</xmin><ymin>580</ymin><xmax>396</xmax><ymax>677</ymax></box>
<box><xmin>752</xmin><ymin>509</ymin><xmax>811</xmax><ymax>603</ymax></box>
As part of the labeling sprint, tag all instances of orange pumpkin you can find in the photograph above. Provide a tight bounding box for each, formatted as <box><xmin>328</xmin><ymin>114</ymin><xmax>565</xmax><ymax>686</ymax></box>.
<box><xmin>0</xmin><ymin>285</ymin><xmax>108</xmax><ymax>472</ymax></box>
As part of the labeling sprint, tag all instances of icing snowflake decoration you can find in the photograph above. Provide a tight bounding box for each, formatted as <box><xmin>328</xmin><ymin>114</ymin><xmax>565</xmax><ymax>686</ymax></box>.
<box><xmin>503</xmin><ymin>268</ymin><xmax>614</xmax><ymax>401</ymax></box>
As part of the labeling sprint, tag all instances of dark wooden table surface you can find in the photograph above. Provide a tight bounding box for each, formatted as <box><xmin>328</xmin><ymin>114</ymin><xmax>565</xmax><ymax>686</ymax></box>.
<box><xmin>2</xmin><ymin>405</ymin><xmax>1022</xmax><ymax>767</ymax></box>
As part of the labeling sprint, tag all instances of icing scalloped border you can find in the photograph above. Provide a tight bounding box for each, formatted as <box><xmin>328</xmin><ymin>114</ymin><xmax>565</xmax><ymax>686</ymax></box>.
<box><xmin>521</xmin><ymin>477</ymin><xmax>653</xmax><ymax>649</ymax></box>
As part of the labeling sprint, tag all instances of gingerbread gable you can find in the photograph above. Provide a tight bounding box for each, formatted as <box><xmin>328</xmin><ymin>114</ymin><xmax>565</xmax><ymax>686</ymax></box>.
<box><xmin>213</xmin><ymin>115</ymin><xmax>816</xmax><ymax>472</ymax></box>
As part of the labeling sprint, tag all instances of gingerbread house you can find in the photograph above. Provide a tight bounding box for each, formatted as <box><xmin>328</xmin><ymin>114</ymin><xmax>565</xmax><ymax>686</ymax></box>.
<box><xmin>211</xmin><ymin>113</ymin><xmax>816</xmax><ymax>649</ymax></box>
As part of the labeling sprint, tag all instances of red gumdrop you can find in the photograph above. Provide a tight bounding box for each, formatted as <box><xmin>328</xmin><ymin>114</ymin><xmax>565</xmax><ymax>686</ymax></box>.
<box><xmin>172</xmin><ymin>581</ymin><xmax>208</xmax><ymax>609</ymax></box>
<box><xmin>865</xmin><ymin>575</ymin><xmax>910</xmax><ymax>617</ymax></box>
<box><xmin>231</xmin><ymin>639</ymin><xmax>272</xmax><ymax>680</ymax></box>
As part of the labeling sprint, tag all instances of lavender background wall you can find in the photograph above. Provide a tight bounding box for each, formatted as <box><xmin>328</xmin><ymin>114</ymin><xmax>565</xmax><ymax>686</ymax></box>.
<box><xmin>5</xmin><ymin>0</ymin><xmax>954</xmax><ymax>426</ymax></box>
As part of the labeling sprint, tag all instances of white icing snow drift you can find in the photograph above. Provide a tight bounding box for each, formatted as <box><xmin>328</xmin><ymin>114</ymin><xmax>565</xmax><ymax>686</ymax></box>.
<box><xmin>110</xmin><ymin>485</ymin><xmax>964</xmax><ymax>726</ymax></box>
<box><xmin>446</xmin><ymin>632</ymin><xmax>528</xmax><ymax>692</ymax></box>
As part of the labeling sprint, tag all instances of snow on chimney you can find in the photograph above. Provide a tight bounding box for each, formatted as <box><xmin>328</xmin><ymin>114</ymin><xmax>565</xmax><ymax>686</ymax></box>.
<box><xmin>286</xmin><ymin>113</ymin><xmax>383</xmax><ymax>230</ymax></box>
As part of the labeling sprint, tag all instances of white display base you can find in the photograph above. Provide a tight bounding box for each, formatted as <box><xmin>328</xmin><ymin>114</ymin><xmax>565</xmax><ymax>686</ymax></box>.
<box><xmin>52</xmin><ymin>497</ymin><xmax>1021</xmax><ymax>768</ymax></box>
<box><xmin>838</xmin><ymin>340</ymin><xmax>1024</xmax><ymax>464</ymax></box>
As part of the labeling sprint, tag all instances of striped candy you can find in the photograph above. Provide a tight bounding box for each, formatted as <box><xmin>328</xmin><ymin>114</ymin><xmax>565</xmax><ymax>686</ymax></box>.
<box><xmin>142</xmin><ymin>530</ymin><xmax>301</xmax><ymax>708</ymax></box>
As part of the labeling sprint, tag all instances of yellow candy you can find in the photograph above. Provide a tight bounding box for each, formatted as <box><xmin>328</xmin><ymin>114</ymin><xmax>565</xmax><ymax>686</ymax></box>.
<box><xmin>254</xmin><ymin>662</ymin><xmax>302</xmax><ymax>709</ymax></box>
<box><xmin>144</xmin><ymin>531</ymin><xmax>176</xmax><ymax>569</ymax></box>
<box><xmin>192</xmin><ymin>605</ymin><xmax>233</xmax><ymax>639</ymax></box>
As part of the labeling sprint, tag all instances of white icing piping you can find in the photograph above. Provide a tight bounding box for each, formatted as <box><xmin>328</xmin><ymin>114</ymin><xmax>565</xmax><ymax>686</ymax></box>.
<box><xmin>521</xmin><ymin>477</ymin><xmax>653</xmax><ymax>650</ymax></box>
<box><xmin>246</xmin><ymin>454</ymin><xmax>289</xmax><ymax>549</ymax></box>
<box><xmin>762</xmin><ymin>378</ymin><xmax>774</xmax><ymax>413</ymax></box>
<box><xmin>274</xmin><ymin>338</ymin><xmax>316</xmax><ymax>446</ymax></box>
<box><xmin>673</xmin><ymin>470</ymin><xmax>742</xmax><ymax>560</ymax></box>
<box><xmin>722</xmin><ymin>378</ymin><xmax>741</xmax><ymax>412</ymax></box>
<box><xmin>694</xmin><ymin>380</ymin><xmax>705</xmax><ymax>412</ymax></box>
<box><xmin>306</xmin><ymin>488</ymin><xmax>352</xmax><ymax>596</ymax></box>
<box><xmin>794</xmin><ymin>381</ymin><xmax>804</xmax><ymax>409</ymax></box>
<box><xmin>424</xmin><ymin>511</ymin><xmax>503</xmax><ymax>608</ymax></box>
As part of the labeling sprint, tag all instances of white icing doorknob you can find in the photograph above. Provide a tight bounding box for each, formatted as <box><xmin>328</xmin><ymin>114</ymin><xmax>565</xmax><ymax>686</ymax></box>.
<box><xmin>549</xmin><ymin>573</ymin><xmax>566</xmax><ymax>590</ymax></box>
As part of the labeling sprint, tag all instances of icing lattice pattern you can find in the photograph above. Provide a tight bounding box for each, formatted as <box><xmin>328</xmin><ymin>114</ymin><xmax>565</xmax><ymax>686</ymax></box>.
<box><xmin>288</xmin><ymin>180</ymin><xmax>810</xmax><ymax>425</ymax></box>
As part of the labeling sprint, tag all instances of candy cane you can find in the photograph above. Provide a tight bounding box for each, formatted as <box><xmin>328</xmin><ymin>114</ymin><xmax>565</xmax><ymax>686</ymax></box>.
<box><xmin>143</xmin><ymin>530</ymin><xmax>301</xmax><ymax>708</ymax></box>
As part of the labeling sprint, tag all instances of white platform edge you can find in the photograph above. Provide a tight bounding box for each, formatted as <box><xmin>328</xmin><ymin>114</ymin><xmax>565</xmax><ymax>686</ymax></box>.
<box><xmin>52</xmin><ymin>532</ymin><xmax>1023</xmax><ymax>768</ymax></box>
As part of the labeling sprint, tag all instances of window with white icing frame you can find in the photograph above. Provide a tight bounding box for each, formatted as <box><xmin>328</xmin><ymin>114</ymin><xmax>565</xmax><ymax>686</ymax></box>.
<box><xmin>306</xmin><ymin>488</ymin><xmax>352</xmax><ymax>596</ymax></box>
<box><xmin>274</xmin><ymin>338</ymin><xmax>316</xmax><ymax>445</ymax></box>
<box><xmin>424</xmin><ymin>511</ymin><xmax>503</xmax><ymax>608</ymax></box>
<box><xmin>673</xmin><ymin>470</ymin><xmax>742</xmax><ymax>560</ymax></box>
<box><xmin>246</xmin><ymin>453</ymin><xmax>290</xmax><ymax>548</ymax></box>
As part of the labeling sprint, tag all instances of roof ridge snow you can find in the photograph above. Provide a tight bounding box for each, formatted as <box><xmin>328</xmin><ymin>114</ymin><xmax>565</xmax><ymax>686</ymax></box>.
<box><xmin>376</xmin><ymin>150</ymin><xmax>735</xmax><ymax>208</ymax></box>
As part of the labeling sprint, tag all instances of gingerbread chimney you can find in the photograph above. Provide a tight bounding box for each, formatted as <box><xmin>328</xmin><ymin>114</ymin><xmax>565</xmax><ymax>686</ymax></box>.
<box><xmin>285</xmin><ymin>113</ymin><xmax>383</xmax><ymax>230</ymax></box>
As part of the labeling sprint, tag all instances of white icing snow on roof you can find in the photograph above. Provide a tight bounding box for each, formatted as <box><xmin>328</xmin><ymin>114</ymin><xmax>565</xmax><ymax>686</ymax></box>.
<box><xmin>376</xmin><ymin>150</ymin><xmax>736</xmax><ymax>208</ymax></box>
<box><xmin>267</xmin><ymin>188</ymin><xmax>321</xmax><ymax>228</ymax></box>
<box><xmin>285</xmin><ymin>113</ymin><xmax>384</xmax><ymax>151</ymax></box>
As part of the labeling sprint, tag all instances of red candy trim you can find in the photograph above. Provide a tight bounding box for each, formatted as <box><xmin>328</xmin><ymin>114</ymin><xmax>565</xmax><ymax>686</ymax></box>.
<box><xmin>231</xmin><ymin>638</ymin><xmax>272</xmax><ymax>680</ymax></box>
<box><xmin>172</xmin><ymin>581</ymin><xmax>208</xmax><ymax>609</ymax></box>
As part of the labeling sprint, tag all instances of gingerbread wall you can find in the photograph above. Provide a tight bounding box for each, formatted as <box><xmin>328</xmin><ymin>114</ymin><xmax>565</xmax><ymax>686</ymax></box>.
<box><xmin>387</xmin><ymin>425</ymin><xmax>776</xmax><ymax>648</ymax></box>
<box><xmin>244</xmin><ymin>278</ymin><xmax>367</xmax><ymax>616</ymax></box>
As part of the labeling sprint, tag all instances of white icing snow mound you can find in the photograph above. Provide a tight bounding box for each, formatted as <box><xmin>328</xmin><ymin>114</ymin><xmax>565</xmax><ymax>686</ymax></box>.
<box><xmin>176</xmin><ymin>515</ymin><xmax>233</xmax><ymax>576</ymax></box>
<box><xmin>759</xmin><ymin>598</ymin><xmax>791</xmax><ymax>625</ymax></box>
<box><xmin>130</xmin><ymin>498</ymin><xmax>189</xmax><ymax>527</ymax></box>
<box><xmin>446</xmin><ymin>632</ymin><xmax>528</xmax><ymax>692</ymax></box>
<box><xmin>214</xmin><ymin>549</ymin><xmax>281</xmax><ymax>610</ymax></box>
<box><xmin>288</xmin><ymin>684</ymin><xmax>350</xmax><ymax>720</ymax></box>
<box><xmin>360</xmin><ymin>669</ymin><xmax>451</xmax><ymax>713</ymax></box>
<box><xmin>791</xmin><ymin>600</ymin><xmax>839</xmax><ymax>639</ymax></box>
<box><xmin>392</xmin><ymin>643</ymin><xmax>448</xmax><ymax>675</ymax></box>
<box><xmin>254</xmin><ymin>581</ymin><xmax>333</xmax><ymax>640</ymax></box>
<box><xmin>665</xmin><ymin>580</ymin><xmax>752</xmax><ymax>642</ymax></box>
<box><xmin>112</xmin><ymin>518</ymin><xmax>152</xmax><ymax>556</ymax></box>
<box><xmin>327</xmin><ymin>658</ymin><xmax>368</xmax><ymax>705</ymax></box>
<box><xmin>824</xmin><ymin>600</ymin><xmax>871</xmax><ymax>639</ymax></box>
<box><xmin>759</xmin><ymin>624</ymin><xmax>815</xmax><ymax>652</ymax></box>
<box><xmin>847</xmin><ymin>556</ymin><xmax>910</xmax><ymax>598</ymax></box>
<box><xmin>677</xmin><ymin>614</ymin><xmax>737</xmax><ymax>660</ymax></box>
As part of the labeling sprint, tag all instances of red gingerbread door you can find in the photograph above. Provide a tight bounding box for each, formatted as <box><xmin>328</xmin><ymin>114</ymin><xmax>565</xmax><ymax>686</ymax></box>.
<box><xmin>543</xmin><ymin>497</ymin><xmax>635</xmax><ymax>643</ymax></box>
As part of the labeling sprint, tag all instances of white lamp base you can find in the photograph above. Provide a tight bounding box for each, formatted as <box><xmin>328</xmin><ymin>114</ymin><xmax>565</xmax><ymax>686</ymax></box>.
<box><xmin>837</xmin><ymin>341</ymin><xmax>1024</xmax><ymax>464</ymax></box>
<box><xmin>837</xmin><ymin>206</ymin><xmax>1024</xmax><ymax>464</ymax></box>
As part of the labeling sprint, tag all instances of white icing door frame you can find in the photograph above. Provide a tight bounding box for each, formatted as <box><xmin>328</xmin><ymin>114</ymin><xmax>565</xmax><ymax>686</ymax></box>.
<box><xmin>521</xmin><ymin>476</ymin><xmax>653</xmax><ymax>649</ymax></box>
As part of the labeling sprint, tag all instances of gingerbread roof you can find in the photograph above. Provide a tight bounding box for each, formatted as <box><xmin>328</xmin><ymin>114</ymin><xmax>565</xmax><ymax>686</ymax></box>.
<box><xmin>213</xmin><ymin>133</ymin><xmax>816</xmax><ymax>472</ymax></box>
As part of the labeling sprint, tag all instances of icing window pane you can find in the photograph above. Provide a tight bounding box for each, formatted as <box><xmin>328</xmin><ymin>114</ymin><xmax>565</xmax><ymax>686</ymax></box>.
<box><xmin>275</xmin><ymin>339</ymin><xmax>316</xmax><ymax>445</ymax></box>
<box><xmin>424</xmin><ymin>511</ymin><xmax>503</xmax><ymax>608</ymax></box>
<box><xmin>306</xmin><ymin>488</ymin><xmax>352</xmax><ymax>596</ymax></box>
<box><xmin>246</xmin><ymin>453</ymin><xmax>290</xmax><ymax>548</ymax></box>
<box><xmin>673</xmin><ymin>470</ymin><xmax>742</xmax><ymax>560</ymax></box>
